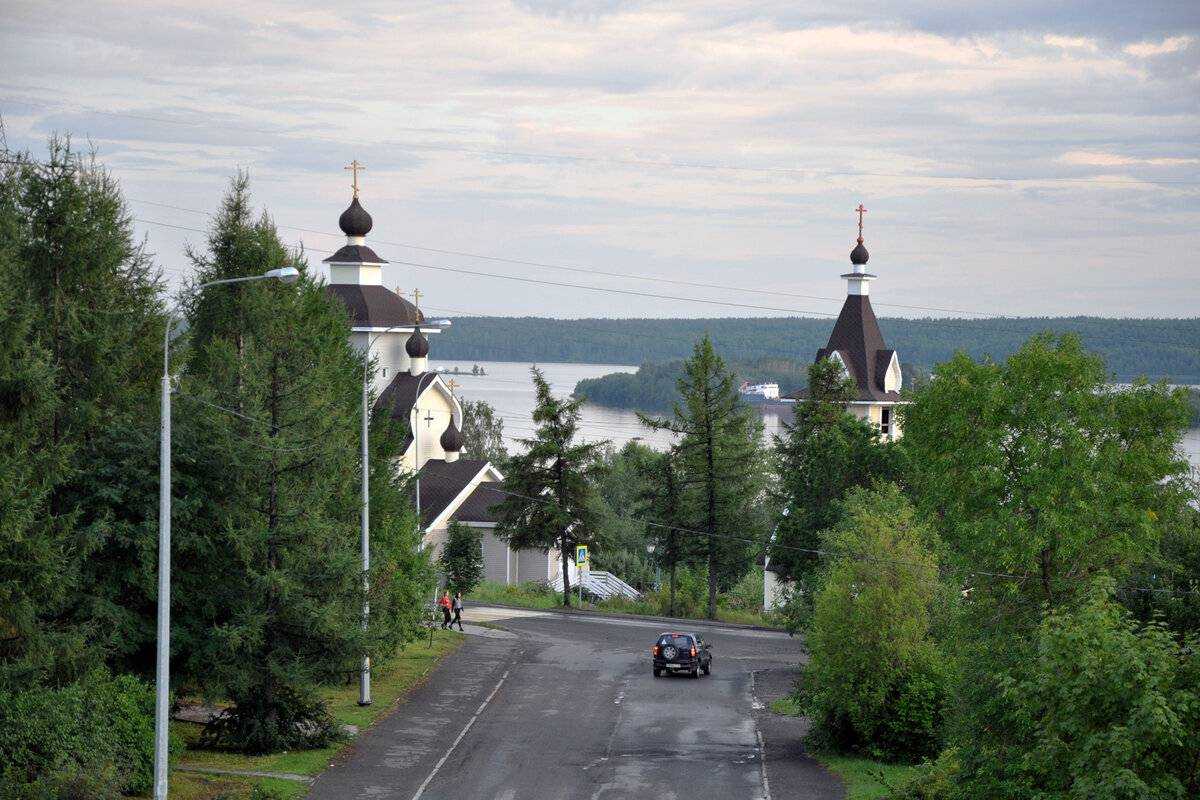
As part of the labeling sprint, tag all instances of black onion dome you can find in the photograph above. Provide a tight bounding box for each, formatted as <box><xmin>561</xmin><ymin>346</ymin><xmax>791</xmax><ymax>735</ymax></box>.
<box><xmin>440</xmin><ymin>421</ymin><xmax>463</xmax><ymax>452</ymax></box>
<box><xmin>406</xmin><ymin>326</ymin><xmax>430</xmax><ymax>358</ymax></box>
<box><xmin>850</xmin><ymin>238</ymin><xmax>869</xmax><ymax>265</ymax></box>
<box><xmin>339</xmin><ymin>197</ymin><xmax>373</xmax><ymax>237</ymax></box>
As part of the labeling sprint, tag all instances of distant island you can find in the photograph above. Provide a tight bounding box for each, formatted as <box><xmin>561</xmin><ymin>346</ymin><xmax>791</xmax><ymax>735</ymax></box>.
<box><xmin>574</xmin><ymin>358</ymin><xmax>928</xmax><ymax>413</ymax></box>
<box><xmin>431</xmin><ymin>316</ymin><xmax>1200</xmax><ymax>386</ymax></box>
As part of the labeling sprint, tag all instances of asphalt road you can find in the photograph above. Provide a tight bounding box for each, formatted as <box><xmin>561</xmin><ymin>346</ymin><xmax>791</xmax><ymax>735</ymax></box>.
<box><xmin>308</xmin><ymin>606</ymin><xmax>842</xmax><ymax>800</ymax></box>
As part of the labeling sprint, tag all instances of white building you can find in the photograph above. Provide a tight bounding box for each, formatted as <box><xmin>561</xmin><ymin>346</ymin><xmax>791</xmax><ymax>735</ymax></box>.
<box><xmin>322</xmin><ymin>186</ymin><xmax>560</xmax><ymax>586</ymax></box>
<box><xmin>740</xmin><ymin>382</ymin><xmax>781</xmax><ymax>400</ymax></box>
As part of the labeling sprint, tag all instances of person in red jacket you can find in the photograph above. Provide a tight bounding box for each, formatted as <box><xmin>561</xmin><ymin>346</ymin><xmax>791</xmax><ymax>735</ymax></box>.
<box><xmin>438</xmin><ymin>590</ymin><xmax>452</xmax><ymax>629</ymax></box>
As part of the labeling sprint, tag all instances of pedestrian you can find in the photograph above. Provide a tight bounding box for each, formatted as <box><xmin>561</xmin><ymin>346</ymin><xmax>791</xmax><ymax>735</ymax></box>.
<box><xmin>451</xmin><ymin>592</ymin><xmax>464</xmax><ymax>632</ymax></box>
<box><xmin>439</xmin><ymin>590</ymin><xmax>452</xmax><ymax>629</ymax></box>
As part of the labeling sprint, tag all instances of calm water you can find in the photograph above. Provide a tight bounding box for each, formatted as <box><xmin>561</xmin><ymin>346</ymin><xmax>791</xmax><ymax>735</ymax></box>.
<box><xmin>433</xmin><ymin>360</ymin><xmax>1200</xmax><ymax>469</ymax></box>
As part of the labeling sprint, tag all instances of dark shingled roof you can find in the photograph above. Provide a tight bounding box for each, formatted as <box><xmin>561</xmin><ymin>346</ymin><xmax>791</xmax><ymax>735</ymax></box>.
<box><xmin>450</xmin><ymin>481</ymin><xmax>505</xmax><ymax>524</ymax></box>
<box><xmin>814</xmin><ymin>295</ymin><xmax>903</xmax><ymax>402</ymax></box>
<box><xmin>413</xmin><ymin>459</ymin><xmax>492</xmax><ymax>525</ymax></box>
<box><xmin>374</xmin><ymin>372</ymin><xmax>440</xmax><ymax>450</ymax></box>
<box><xmin>325</xmin><ymin>284</ymin><xmax>423</xmax><ymax>328</ymax></box>
<box><xmin>322</xmin><ymin>244</ymin><xmax>388</xmax><ymax>265</ymax></box>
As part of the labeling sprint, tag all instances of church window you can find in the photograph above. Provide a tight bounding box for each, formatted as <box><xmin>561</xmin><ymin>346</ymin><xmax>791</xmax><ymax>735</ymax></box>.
<box><xmin>881</xmin><ymin>407</ymin><xmax>891</xmax><ymax>436</ymax></box>
<box><xmin>382</xmin><ymin>367</ymin><xmax>388</xmax><ymax>378</ymax></box>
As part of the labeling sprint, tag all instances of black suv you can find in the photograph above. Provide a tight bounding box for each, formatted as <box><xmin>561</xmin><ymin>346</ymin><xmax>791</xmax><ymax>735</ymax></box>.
<box><xmin>651</xmin><ymin>632</ymin><xmax>712</xmax><ymax>678</ymax></box>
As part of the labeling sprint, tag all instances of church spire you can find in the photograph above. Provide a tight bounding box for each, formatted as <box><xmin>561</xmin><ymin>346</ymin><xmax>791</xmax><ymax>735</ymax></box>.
<box><xmin>842</xmin><ymin>203</ymin><xmax>876</xmax><ymax>296</ymax></box>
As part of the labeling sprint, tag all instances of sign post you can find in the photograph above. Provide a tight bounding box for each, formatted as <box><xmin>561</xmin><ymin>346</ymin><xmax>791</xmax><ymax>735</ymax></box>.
<box><xmin>575</xmin><ymin>545</ymin><xmax>589</xmax><ymax>607</ymax></box>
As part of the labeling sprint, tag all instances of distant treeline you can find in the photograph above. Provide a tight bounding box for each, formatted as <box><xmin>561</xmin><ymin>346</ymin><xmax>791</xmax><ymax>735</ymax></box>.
<box><xmin>434</xmin><ymin>316</ymin><xmax>1200</xmax><ymax>384</ymax></box>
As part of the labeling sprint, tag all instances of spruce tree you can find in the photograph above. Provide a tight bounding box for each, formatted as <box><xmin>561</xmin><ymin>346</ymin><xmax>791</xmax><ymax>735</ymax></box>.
<box><xmin>771</xmin><ymin>358</ymin><xmax>903</xmax><ymax>583</ymax></box>
<box><xmin>0</xmin><ymin>139</ymin><xmax>166</xmax><ymax>676</ymax></box>
<box><xmin>175</xmin><ymin>175</ymin><xmax>427</xmax><ymax>753</ymax></box>
<box><xmin>495</xmin><ymin>367</ymin><xmax>606</xmax><ymax>606</ymax></box>
<box><xmin>636</xmin><ymin>452</ymin><xmax>698</xmax><ymax>616</ymax></box>
<box><xmin>640</xmin><ymin>336</ymin><xmax>765</xmax><ymax>619</ymax></box>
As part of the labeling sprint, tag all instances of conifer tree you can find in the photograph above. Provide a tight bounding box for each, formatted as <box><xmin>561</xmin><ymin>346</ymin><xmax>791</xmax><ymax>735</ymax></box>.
<box><xmin>636</xmin><ymin>452</ymin><xmax>699</xmax><ymax>616</ymax></box>
<box><xmin>175</xmin><ymin>174</ymin><xmax>428</xmax><ymax>753</ymax></box>
<box><xmin>0</xmin><ymin>139</ymin><xmax>166</xmax><ymax>676</ymax></box>
<box><xmin>771</xmin><ymin>358</ymin><xmax>903</xmax><ymax>583</ymax></box>
<box><xmin>640</xmin><ymin>336</ymin><xmax>765</xmax><ymax>619</ymax></box>
<box><xmin>495</xmin><ymin>367</ymin><xmax>606</xmax><ymax>606</ymax></box>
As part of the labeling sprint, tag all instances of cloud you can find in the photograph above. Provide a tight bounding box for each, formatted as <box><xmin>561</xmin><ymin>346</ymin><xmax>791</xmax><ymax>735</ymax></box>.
<box><xmin>1043</xmin><ymin>34</ymin><xmax>1098</xmax><ymax>51</ymax></box>
<box><xmin>1059</xmin><ymin>150</ymin><xmax>1200</xmax><ymax>167</ymax></box>
<box><xmin>1</xmin><ymin>1</ymin><xmax>1198</xmax><ymax>319</ymax></box>
<box><xmin>1123</xmin><ymin>35</ymin><xmax>1194</xmax><ymax>57</ymax></box>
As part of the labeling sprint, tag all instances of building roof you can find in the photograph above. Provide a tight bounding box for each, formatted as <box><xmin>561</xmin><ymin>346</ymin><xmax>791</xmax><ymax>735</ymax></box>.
<box><xmin>450</xmin><ymin>481</ymin><xmax>505</xmax><ymax>524</ymax></box>
<box><xmin>322</xmin><ymin>244</ymin><xmax>388</xmax><ymax>265</ymax></box>
<box><xmin>814</xmin><ymin>295</ymin><xmax>903</xmax><ymax>402</ymax></box>
<box><xmin>375</xmin><ymin>371</ymin><xmax>440</xmax><ymax>449</ymax></box>
<box><xmin>414</xmin><ymin>458</ymin><xmax>492</xmax><ymax>526</ymax></box>
<box><xmin>325</xmin><ymin>284</ymin><xmax>423</xmax><ymax>328</ymax></box>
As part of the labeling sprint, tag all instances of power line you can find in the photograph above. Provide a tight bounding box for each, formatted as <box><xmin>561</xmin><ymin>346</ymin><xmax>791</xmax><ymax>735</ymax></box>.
<box><xmin>471</xmin><ymin>483</ymin><xmax>1200</xmax><ymax>597</ymax></box>
<box><xmin>125</xmin><ymin>196</ymin><xmax>1004</xmax><ymax>318</ymax></box>
<box><xmin>131</xmin><ymin>214</ymin><xmax>1200</xmax><ymax>356</ymax></box>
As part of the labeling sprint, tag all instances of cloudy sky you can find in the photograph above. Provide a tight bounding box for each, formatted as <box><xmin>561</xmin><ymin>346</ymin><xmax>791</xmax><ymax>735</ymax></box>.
<box><xmin>2</xmin><ymin>1</ymin><xmax>1198</xmax><ymax>320</ymax></box>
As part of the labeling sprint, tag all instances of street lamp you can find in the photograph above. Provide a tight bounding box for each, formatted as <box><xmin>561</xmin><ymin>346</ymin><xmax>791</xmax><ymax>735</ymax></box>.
<box><xmin>153</xmin><ymin>265</ymin><xmax>299</xmax><ymax>800</ymax></box>
<box><xmin>357</xmin><ymin>324</ymin><xmax>407</xmax><ymax>707</ymax></box>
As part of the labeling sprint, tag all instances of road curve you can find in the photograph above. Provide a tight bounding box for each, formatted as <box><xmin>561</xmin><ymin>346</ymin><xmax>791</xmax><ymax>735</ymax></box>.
<box><xmin>308</xmin><ymin>606</ymin><xmax>841</xmax><ymax>800</ymax></box>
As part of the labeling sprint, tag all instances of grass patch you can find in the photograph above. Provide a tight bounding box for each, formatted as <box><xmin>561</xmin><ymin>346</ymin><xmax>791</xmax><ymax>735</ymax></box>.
<box><xmin>770</xmin><ymin>694</ymin><xmax>804</xmax><ymax>716</ymax></box>
<box><xmin>767</xmin><ymin>693</ymin><xmax>919</xmax><ymax>799</ymax></box>
<box><xmin>467</xmin><ymin>580</ymin><xmax>783</xmax><ymax>628</ymax></box>
<box><xmin>156</xmin><ymin>630</ymin><xmax>464</xmax><ymax>797</ymax></box>
<box><xmin>816</xmin><ymin>754</ymin><xmax>921</xmax><ymax>800</ymax></box>
<box><xmin>163</xmin><ymin>773</ymin><xmax>308</xmax><ymax>800</ymax></box>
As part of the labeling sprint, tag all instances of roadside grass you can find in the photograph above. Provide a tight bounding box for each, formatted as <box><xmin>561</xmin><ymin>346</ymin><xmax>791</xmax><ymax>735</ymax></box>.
<box><xmin>817</xmin><ymin>755</ymin><xmax>920</xmax><ymax>800</ymax></box>
<box><xmin>150</xmin><ymin>630</ymin><xmax>464</xmax><ymax>799</ymax></box>
<box><xmin>768</xmin><ymin>693</ymin><xmax>920</xmax><ymax>800</ymax></box>
<box><xmin>467</xmin><ymin>580</ymin><xmax>783</xmax><ymax>628</ymax></box>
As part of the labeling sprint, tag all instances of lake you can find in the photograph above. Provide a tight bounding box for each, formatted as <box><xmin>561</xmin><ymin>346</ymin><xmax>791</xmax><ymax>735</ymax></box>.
<box><xmin>432</xmin><ymin>359</ymin><xmax>1200</xmax><ymax>469</ymax></box>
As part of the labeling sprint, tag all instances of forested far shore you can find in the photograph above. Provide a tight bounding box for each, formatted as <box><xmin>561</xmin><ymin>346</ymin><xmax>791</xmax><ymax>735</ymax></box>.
<box><xmin>432</xmin><ymin>315</ymin><xmax>1200</xmax><ymax>384</ymax></box>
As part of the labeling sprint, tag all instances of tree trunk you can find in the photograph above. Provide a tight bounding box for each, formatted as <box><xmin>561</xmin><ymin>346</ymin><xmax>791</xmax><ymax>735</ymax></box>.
<box><xmin>560</xmin><ymin>539</ymin><xmax>572</xmax><ymax>607</ymax></box>
<box><xmin>704</xmin><ymin>396</ymin><xmax>718</xmax><ymax>621</ymax></box>
<box><xmin>668</xmin><ymin>560</ymin><xmax>677</xmax><ymax>618</ymax></box>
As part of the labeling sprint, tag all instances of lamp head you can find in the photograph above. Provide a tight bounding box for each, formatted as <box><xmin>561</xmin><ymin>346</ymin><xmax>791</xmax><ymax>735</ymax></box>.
<box><xmin>265</xmin><ymin>266</ymin><xmax>300</xmax><ymax>284</ymax></box>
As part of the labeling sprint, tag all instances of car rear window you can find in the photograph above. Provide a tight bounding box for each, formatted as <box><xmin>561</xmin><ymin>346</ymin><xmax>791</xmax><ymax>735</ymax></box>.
<box><xmin>658</xmin><ymin>635</ymin><xmax>693</xmax><ymax>648</ymax></box>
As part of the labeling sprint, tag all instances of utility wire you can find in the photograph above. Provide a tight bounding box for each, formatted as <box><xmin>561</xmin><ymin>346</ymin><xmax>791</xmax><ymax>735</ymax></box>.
<box><xmin>129</xmin><ymin>215</ymin><xmax>1200</xmax><ymax>356</ymax></box>
<box><xmin>471</xmin><ymin>483</ymin><xmax>1200</xmax><ymax>597</ymax></box>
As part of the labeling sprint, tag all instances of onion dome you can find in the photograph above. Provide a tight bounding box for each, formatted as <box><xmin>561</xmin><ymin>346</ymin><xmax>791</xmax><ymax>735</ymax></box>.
<box><xmin>440</xmin><ymin>421</ymin><xmax>463</xmax><ymax>452</ymax></box>
<box><xmin>850</xmin><ymin>237</ymin><xmax>869</xmax><ymax>265</ymax></box>
<box><xmin>339</xmin><ymin>197</ymin><xmax>373</xmax><ymax>237</ymax></box>
<box><xmin>405</xmin><ymin>326</ymin><xmax>430</xmax><ymax>358</ymax></box>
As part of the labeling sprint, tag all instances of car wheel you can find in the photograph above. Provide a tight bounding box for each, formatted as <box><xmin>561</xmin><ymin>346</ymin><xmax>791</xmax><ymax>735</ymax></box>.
<box><xmin>692</xmin><ymin>667</ymin><xmax>700</xmax><ymax>679</ymax></box>
<box><xmin>702</xmin><ymin>662</ymin><xmax>710</xmax><ymax>676</ymax></box>
<box><xmin>653</xmin><ymin>667</ymin><xmax>661</xmax><ymax>677</ymax></box>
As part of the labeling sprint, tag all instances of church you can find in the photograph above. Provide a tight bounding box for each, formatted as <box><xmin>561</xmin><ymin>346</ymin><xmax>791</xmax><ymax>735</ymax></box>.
<box><xmin>764</xmin><ymin>206</ymin><xmax>908</xmax><ymax>611</ymax></box>
<box><xmin>322</xmin><ymin>172</ymin><xmax>561</xmax><ymax>587</ymax></box>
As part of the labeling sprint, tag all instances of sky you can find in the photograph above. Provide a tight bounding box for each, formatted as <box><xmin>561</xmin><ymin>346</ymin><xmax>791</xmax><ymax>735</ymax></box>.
<box><xmin>2</xmin><ymin>0</ymin><xmax>1198</xmax><ymax>321</ymax></box>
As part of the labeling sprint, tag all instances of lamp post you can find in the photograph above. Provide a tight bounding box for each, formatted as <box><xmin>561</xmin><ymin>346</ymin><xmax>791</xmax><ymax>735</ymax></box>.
<box><xmin>357</xmin><ymin>322</ymin><xmax>412</xmax><ymax>707</ymax></box>
<box><xmin>153</xmin><ymin>265</ymin><xmax>299</xmax><ymax>800</ymax></box>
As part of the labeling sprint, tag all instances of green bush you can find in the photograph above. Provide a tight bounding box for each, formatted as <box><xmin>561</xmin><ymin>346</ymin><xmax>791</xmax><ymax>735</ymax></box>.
<box><xmin>802</xmin><ymin>484</ymin><xmax>948</xmax><ymax>762</ymax></box>
<box><xmin>954</xmin><ymin>578</ymin><xmax>1200</xmax><ymax>799</ymax></box>
<box><xmin>719</xmin><ymin>568</ymin><xmax>764</xmax><ymax>612</ymax></box>
<box><xmin>439</xmin><ymin>521</ymin><xmax>485</xmax><ymax>595</ymax></box>
<box><xmin>0</xmin><ymin>670</ymin><xmax>157</xmax><ymax>798</ymax></box>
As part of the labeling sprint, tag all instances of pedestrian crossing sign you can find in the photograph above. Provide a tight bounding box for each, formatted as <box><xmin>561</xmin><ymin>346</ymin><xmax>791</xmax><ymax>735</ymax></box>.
<box><xmin>575</xmin><ymin>545</ymin><xmax>588</xmax><ymax>567</ymax></box>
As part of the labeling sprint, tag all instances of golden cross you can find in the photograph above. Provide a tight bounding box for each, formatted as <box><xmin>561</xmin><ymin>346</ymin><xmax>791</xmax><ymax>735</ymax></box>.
<box><xmin>396</xmin><ymin>287</ymin><xmax>405</xmax><ymax>300</ymax></box>
<box><xmin>855</xmin><ymin>203</ymin><xmax>867</xmax><ymax>240</ymax></box>
<box><xmin>412</xmin><ymin>287</ymin><xmax>422</xmax><ymax>309</ymax></box>
<box><xmin>447</xmin><ymin>378</ymin><xmax>460</xmax><ymax>395</ymax></box>
<box><xmin>344</xmin><ymin>160</ymin><xmax>365</xmax><ymax>198</ymax></box>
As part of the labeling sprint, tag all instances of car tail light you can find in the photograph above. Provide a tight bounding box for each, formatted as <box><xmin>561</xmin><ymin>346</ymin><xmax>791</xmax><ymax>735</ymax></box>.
<box><xmin>690</xmin><ymin>645</ymin><xmax>697</xmax><ymax>657</ymax></box>
<box><xmin>652</xmin><ymin>645</ymin><xmax>660</xmax><ymax>657</ymax></box>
